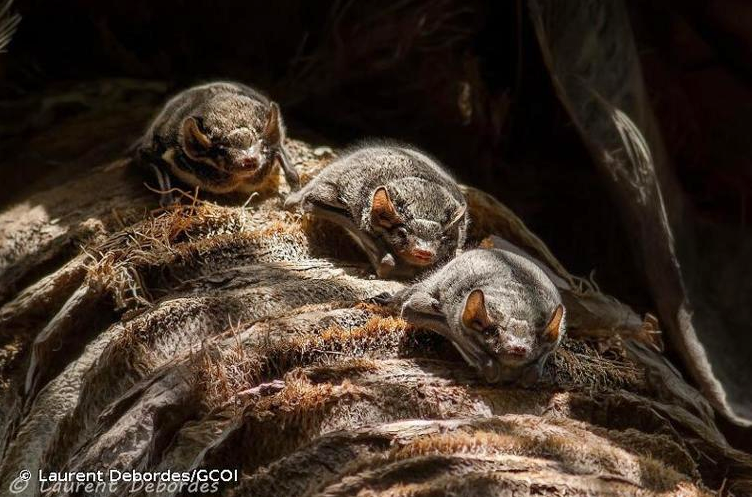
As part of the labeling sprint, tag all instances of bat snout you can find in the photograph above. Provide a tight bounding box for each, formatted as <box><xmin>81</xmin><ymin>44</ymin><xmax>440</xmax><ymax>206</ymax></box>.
<box><xmin>494</xmin><ymin>336</ymin><xmax>532</xmax><ymax>361</ymax></box>
<box><xmin>239</xmin><ymin>156</ymin><xmax>258</xmax><ymax>170</ymax></box>
<box><xmin>400</xmin><ymin>240</ymin><xmax>438</xmax><ymax>266</ymax></box>
<box><xmin>507</xmin><ymin>345</ymin><xmax>529</xmax><ymax>357</ymax></box>
<box><xmin>228</xmin><ymin>151</ymin><xmax>267</xmax><ymax>179</ymax></box>
<box><xmin>410</xmin><ymin>248</ymin><xmax>435</xmax><ymax>262</ymax></box>
<box><xmin>227</xmin><ymin>144</ymin><xmax>267</xmax><ymax>175</ymax></box>
<box><xmin>237</xmin><ymin>154</ymin><xmax>259</xmax><ymax>172</ymax></box>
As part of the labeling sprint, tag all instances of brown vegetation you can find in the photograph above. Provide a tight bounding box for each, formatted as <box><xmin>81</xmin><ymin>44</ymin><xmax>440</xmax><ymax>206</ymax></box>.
<box><xmin>0</xmin><ymin>137</ymin><xmax>749</xmax><ymax>496</ymax></box>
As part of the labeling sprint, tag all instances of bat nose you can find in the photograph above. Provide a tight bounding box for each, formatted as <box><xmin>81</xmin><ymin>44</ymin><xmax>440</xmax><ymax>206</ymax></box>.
<box><xmin>507</xmin><ymin>345</ymin><xmax>529</xmax><ymax>357</ymax></box>
<box><xmin>411</xmin><ymin>248</ymin><xmax>435</xmax><ymax>261</ymax></box>
<box><xmin>240</xmin><ymin>157</ymin><xmax>257</xmax><ymax>169</ymax></box>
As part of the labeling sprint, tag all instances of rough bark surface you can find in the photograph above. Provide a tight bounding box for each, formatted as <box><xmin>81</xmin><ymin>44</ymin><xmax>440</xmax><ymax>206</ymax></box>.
<box><xmin>0</xmin><ymin>136</ymin><xmax>750</xmax><ymax>497</ymax></box>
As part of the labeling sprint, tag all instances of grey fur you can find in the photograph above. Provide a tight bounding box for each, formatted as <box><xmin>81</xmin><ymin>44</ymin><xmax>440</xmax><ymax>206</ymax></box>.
<box><xmin>136</xmin><ymin>81</ymin><xmax>299</xmax><ymax>204</ymax></box>
<box><xmin>396</xmin><ymin>248</ymin><xmax>566</xmax><ymax>384</ymax></box>
<box><xmin>285</xmin><ymin>143</ymin><xmax>468</xmax><ymax>279</ymax></box>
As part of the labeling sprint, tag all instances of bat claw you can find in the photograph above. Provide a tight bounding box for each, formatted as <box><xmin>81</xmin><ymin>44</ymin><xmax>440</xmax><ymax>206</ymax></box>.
<box><xmin>367</xmin><ymin>292</ymin><xmax>395</xmax><ymax>306</ymax></box>
<box><xmin>376</xmin><ymin>253</ymin><xmax>396</xmax><ymax>278</ymax></box>
<box><xmin>159</xmin><ymin>192</ymin><xmax>176</xmax><ymax>207</ymax></box>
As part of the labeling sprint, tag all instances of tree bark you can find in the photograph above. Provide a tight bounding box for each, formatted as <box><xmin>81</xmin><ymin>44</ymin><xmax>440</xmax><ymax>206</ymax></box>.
<box><xmin>0</xmin><ymin>129</ymin><xmax>750</xmax><ymax>496</ymax></box>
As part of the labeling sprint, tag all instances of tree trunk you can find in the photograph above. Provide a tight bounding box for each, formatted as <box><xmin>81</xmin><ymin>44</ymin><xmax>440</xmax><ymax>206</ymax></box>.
<box><xmin>0</xmin><ymin>124</ymin><xmax>750</xmax><ymax>496</ymax></box>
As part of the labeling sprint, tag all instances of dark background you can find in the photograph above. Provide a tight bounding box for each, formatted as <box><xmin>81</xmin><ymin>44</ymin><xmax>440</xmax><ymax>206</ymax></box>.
<box><xmin>0</xmin><ymin>0</ymin><xmax>750</xmax><ymax>331</ymax></box>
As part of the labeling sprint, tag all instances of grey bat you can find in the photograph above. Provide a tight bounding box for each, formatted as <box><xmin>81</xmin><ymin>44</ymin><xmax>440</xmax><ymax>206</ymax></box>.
<box><xmin>285</xmin><ymin>143</ymin><xmax>468</xmax><ymax>278</ymax></box>
<box><xmin>135</xmin><ymin>81</ymin><xmax>299</xmax><ymax>205</ymax></box>
<box><xmin>394</xmin><ymin>248</ymin><xmax>566</xmax><ymax>384</ymax></box>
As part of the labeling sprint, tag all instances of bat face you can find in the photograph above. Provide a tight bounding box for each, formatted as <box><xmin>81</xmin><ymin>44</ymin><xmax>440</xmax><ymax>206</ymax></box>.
<box><xmin>369</xmin><ymin>179</ymin><xmax>465</xmax><ymax>271</ymax></box>
<box><xmin>174</xmin><ymin>96</ymin><xmax>284</xmax><ymax>193</ymax></box>
<box><xmin>457</xmin><ymin>287</ymin><xmax>564</xmax><ymax>383</ymax></box>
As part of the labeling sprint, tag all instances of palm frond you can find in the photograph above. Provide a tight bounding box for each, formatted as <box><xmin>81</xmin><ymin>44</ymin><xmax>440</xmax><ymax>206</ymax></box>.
<box><xmin>0</xmin><ymin>0</ymin><xmax>21</xmax><ymax>53</ymax></box>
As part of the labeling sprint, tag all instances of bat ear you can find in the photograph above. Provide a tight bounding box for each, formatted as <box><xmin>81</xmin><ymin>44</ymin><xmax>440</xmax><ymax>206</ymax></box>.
<box><xmin>449</xmin><ymin>202</ymin><xmax>467</xmax><ymax>226</ymax></box>
<box><xmin>182</xmin><ymin>117</ymin><xmax>212</xmax><ymax>158</ymax></box>
<box><xmin>262</xmin><ymin>102</ymin><xmax>282</xmax><ymax>144</ymax></box>
<box><xmin>371</xmin><ymin>187</ymin><xmax>401</xmax><ymax>228</ymax></box>
<box><xmin>544</xmin><ymin>304</ymin><xmax>564</xmax><ymax>342</ymax></box>
<box><xmin>462</xmin><ymin>289</ymin><xmax>491</xmax><ymax>331</ymax></box>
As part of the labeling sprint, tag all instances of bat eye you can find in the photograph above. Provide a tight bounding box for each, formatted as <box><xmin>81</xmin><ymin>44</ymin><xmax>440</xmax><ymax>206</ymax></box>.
<box><xmin>395</xmin><ymin>226</ymin><xmax>408</xmax><ymax>238</ymax></box>
<box><xmin>481</xmin><ymin>324</ymin><xmax>500</xmax><ymax>339</ymax></box>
